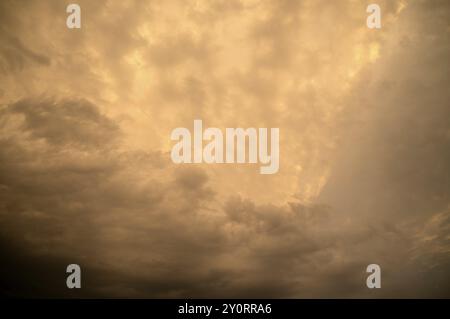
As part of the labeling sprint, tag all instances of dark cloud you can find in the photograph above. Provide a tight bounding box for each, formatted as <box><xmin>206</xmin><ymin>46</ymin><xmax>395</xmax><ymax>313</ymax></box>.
<box><xmin>4</xmin><ymin>98</ymin><xmax>119</xmax><ymax>147</ymax></box>
<box><xmin>0</xmin><ymin>36</ymin><xmax>50</xmax><ymax>74</ymax></box>
<box><xmin>0</xmin><ymin>0</ymin><xmax>449</xmax><ymax>299</ymax></box>
<box><xmin>320</xmin><ymin>0</ymin><xmax>450</xmax><ymax>221</ymax></box>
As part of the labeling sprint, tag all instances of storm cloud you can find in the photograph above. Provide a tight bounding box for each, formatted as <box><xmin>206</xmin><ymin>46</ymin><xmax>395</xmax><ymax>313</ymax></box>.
<box><xmin>0</xmin><ymin>0</ymin><xmax>449</xmax><ymax>298</ymax></box>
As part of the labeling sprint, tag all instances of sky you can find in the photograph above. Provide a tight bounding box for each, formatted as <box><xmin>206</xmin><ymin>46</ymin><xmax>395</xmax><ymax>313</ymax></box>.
<box><xmin>0</xmin><ymin>0</ymin><xmax>449</xmax><ymax>298</ymax></box>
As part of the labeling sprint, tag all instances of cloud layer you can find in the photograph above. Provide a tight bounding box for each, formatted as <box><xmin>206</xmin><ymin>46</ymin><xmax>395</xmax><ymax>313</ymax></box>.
<box><xmin>0</xmin><ymin>0</ymin><xmax>449</xmax><ymax>297</ymax></box>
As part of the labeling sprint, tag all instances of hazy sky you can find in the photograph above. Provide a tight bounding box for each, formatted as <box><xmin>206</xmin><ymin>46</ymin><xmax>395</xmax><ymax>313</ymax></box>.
<box><xmin>0</xmin><ymin>0</ymin><xmax>449</xmax><ymax>298</ymax></box>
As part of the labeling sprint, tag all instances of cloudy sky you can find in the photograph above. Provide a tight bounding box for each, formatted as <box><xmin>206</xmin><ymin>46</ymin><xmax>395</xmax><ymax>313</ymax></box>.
<box><xmin>0</xmin><ymin>0</ymin><xmax>449</xmax><ymax>298</ymax></box>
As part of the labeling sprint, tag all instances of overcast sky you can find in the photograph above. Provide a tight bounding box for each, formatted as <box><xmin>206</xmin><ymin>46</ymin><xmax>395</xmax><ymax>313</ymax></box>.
<box><xmin>0</xmin><ymin>0</ymin><xmax>449</xmax><ymax>298</ymax></box>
